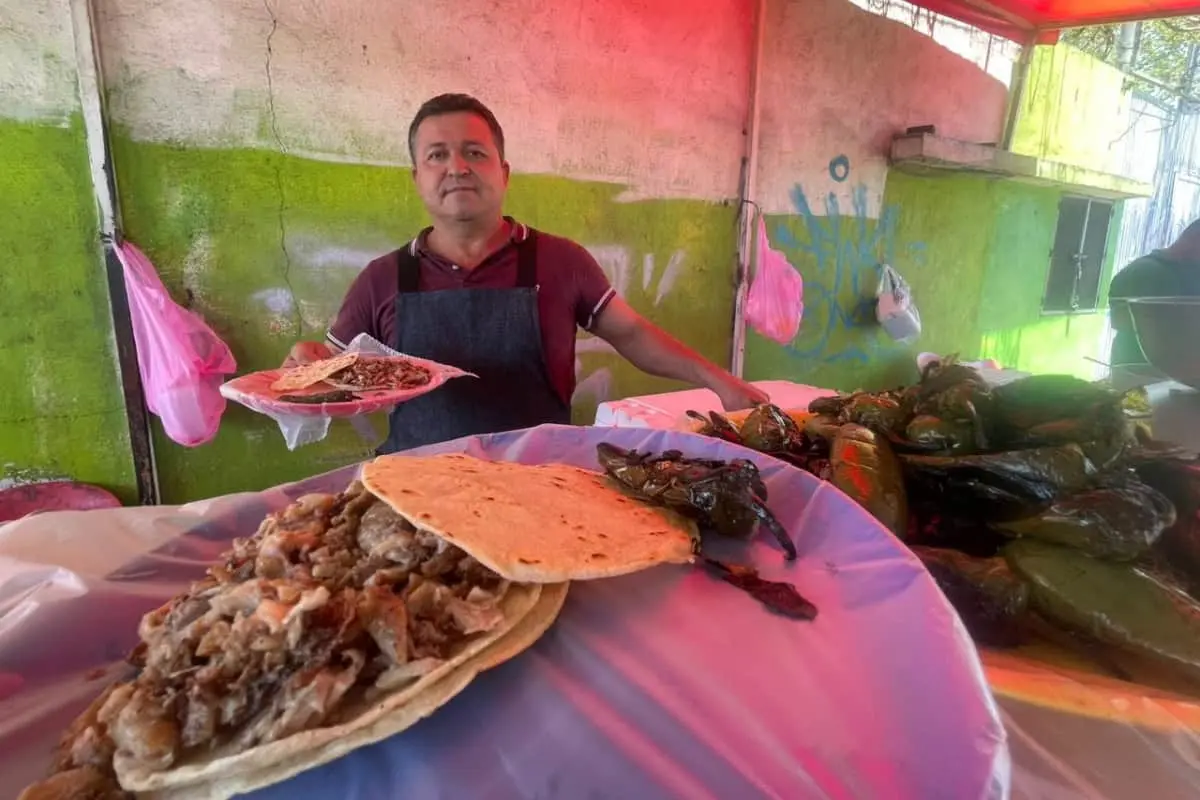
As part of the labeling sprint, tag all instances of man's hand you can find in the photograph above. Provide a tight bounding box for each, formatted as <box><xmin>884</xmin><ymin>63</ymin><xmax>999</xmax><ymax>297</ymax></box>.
<box><xmin>282</xmin><ymin>341</ymin><xmax>334</xmax><ymax>369</ymax></box>
<box><xmin>592</xmin><ymin>298</ymin><xmax>769</xmax><ymax>411</ymax></box>
<box><xmin>709</xmin><ymin>372</ymin><xmax>769</xmax><ymax>411</ymax></box>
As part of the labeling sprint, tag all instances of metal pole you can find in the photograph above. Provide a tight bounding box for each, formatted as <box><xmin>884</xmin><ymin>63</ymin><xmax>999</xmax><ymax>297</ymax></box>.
<box><xmin>1000</xmin><ymin>33</ymin><xmax>1037</xmax><ymax>151</ymax></box>
<box><xmin>1115</xmin><ymin>21</ymin><xmax>1139</xmax><ymax>72</ymax></box>
<box><xmin>68</xmin><ymin>0</ymin><xmax>160</xmax><ymax>504</ymax></box>
<box><xmin>731</xmin><ymin>0</ymin><xmax>767</xmax><ymax>378</ymax></box>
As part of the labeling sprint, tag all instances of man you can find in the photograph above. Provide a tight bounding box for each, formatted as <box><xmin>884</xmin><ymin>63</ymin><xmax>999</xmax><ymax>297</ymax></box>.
<box><xmin>1108</xmin><ymin>218</ymin><xmax>1200</xmax><ymax>366</ymax></box>
<box><xmin>286</xmin><ymin>93</ymin><xmax>767</xmax><ymax>453</ymax></box>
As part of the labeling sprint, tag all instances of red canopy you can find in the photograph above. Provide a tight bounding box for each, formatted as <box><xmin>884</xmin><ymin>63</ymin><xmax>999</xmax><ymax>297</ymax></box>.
<box><xmin>908</xmin><ymin>0</ymin><xmax>1200</xmax><ymax>42</ymax></box>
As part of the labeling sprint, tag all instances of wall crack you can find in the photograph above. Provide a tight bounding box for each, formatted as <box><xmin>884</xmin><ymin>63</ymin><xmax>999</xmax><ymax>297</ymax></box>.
<box><xmin>263</xmin><ymin>0</ymin><xmax>303</xmax><ymax>337</ymax></box>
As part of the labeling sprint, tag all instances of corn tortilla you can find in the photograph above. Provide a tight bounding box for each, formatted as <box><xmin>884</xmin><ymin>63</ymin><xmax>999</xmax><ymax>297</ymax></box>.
<box><xmin>361</xmin><ymin>453</ymin><xmax>697</xmax><ymax>583</ymax></box>
<box><xmin>270</xmin><ymin>352</ymin><xmax>359</xmax><ymax>392</ymax></box>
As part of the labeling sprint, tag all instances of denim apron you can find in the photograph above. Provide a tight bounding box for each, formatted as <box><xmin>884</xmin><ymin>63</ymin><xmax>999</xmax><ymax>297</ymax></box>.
<box><xmin>377</xmin><ymin>232</ymin><xmax>572</xmax><ymax>453</ymax></box>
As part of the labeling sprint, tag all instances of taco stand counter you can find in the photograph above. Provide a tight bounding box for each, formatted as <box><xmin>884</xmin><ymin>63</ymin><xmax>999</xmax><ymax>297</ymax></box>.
<box><xmin>596</xmin><ymin>380</ymin><xmax>1200</xmax><ymax>800</ymax></box>
<box><xmin>0</xmin><ymin>390</ymin><xmax>1196</xmax><ymax>798</ymax></box>
<box><xmin>0</xmin><ymin>426</ymin><xmax>1008</xmax><ymax>799</ymax></box>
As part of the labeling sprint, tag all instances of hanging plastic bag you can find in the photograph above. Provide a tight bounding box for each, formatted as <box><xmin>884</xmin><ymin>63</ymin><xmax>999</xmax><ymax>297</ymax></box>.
<box><xmin>115</xmin><ymin>241</ymin><xmax>237</xmax><ymax>447</ymax></box>
<box><xmin>876</xmin><ymin>263</ymin><xmax>922</xmax><ymax>344</ymax></box>
<box><xmin>745</xmin><ymin>215</ymin><xmax>804</xmax><ymax>345</ymax></box>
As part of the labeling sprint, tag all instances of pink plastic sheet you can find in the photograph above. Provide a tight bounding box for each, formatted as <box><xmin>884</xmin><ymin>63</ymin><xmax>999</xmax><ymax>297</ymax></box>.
<box><xmin>0</xmin><ymin>426</ymin><xmax>1008</xmax><ymax>798</ymax></box>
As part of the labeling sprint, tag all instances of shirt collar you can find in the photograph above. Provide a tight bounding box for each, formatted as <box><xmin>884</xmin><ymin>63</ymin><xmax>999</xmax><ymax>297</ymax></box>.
<box><xmin>410</xmin><ymin>217</ymin><xmax>528</xmax><ymax>257</ymax></box>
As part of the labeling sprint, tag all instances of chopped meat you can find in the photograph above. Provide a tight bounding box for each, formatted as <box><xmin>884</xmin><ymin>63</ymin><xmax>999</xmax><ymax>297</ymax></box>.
<box><xmin>374</xmin><ymin>657</ymin><xmax>443</xmax><ymax>691</ymax></box>
<box><xmin>329</xmin><ymin>357</ymin><xmax>431</xmax><ymax>391</ymax></box>
<box><xmin>17</xmin><ymin>765</ymin><xmax>129</xmax><ymax>800</ymax></box>
<box><xmin>261</xmin><ymin>650</ymin><xmax>365</xmax><ymax>744</ymax></box>
<box><xmin>357</xmin><ymin>585</ymin><xmax>409</xmax><ymax>666</ymax></box>
<box><xmin>357</xmin><ymin>502</ymin><xmax>414</xmax><ymax>552</ymax></box>
<box><xmin>36</xmin><ymin>479</ymin><xmax>510</xmax><ymax>791</ymax></box>
<box><xmin>445</xmin><ymin>594</ymin><xmax>505</xmax><ymax>635</ymax></box>
<box><xmin>110</xmin><ymin>688</ymin><xmax>179</xmax><ymax>772</ymax></box>
<box><xmin>180</xmin><ymin>686</ymin><xmax>218</xmax><ymax>748</ymax></box>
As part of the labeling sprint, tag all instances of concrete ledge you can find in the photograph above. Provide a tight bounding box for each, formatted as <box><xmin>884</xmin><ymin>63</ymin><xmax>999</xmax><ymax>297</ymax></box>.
<box><xmin>889</xmin><ymin>133</ymin><xmax>1153</xmax><ymax>200</ymax></box>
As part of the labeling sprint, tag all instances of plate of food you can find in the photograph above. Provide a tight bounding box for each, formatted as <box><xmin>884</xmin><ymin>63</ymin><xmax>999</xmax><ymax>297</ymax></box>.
<box><xmin>220</xmin><ymin>349</ymin><xmax>473</xmax><ymax>419</ymax></box>
<box><xmin>3</xmin><ymin>425</ymin><xmax>1008</xmax><ymax>799</ymax></box>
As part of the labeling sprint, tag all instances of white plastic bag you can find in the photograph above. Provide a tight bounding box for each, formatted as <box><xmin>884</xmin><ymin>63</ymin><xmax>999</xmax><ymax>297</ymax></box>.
<box><xmin>876</xmin><ymin>263</ymin><xmax>922</xmax><ymax>344</ymax></box>
<box><xmin>115</xmin><ymin>241</ymin><xmax>237</xmax><ymax>447</ymax></box>
<box><xmin>745</xmin><ymin>216</ymin><xmax>804</xmax><ymax>344</ymax></box>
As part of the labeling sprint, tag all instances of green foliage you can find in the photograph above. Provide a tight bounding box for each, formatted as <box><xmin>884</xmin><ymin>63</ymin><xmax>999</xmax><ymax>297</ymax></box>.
<box><xmin>1063</xmin><ymin>19</ymin><xmax>1199</xmax><ymax>105</ymax></box>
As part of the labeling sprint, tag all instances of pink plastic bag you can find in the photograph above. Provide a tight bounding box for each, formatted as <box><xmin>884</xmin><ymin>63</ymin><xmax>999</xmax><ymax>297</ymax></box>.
<box><xmin>115</xmin><ymin>241</ymin><xmax>236</xmax><ymax>447</ymax></box>
<box><xmin>746</xmin><ymin>216</ymin><xmax>804</xmax><ymax>344</ymax></box>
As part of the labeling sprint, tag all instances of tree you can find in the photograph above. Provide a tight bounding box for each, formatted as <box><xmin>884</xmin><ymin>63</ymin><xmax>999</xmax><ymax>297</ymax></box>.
<box><xmin>1064</xmin><ymin>18</ymin><xmax>1200</xmax><ymax>106</ymax></box>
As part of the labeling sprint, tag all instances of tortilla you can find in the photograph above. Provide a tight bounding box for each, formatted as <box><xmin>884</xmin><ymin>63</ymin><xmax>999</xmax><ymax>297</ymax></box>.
<box><xmin>361</xmin><ymin>453</ymin><xmax>697</xmax><ymax>583</ymax></box>
<box><xmin>270</xmin><ymin>352</ymin><xmax>360</xmax><ymax>392</ymax></box>
<box><xmin>145</xmin><ymin>582</ymin><xmax>570</xmax><ymax>800</ymax></box>
<box><xmin>118</xmin><ymin>581</ymin><xmax>550</xmax><ymax>794</ymax></box>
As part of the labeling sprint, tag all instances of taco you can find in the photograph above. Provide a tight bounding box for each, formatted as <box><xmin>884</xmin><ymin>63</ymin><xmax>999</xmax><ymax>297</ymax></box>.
<box><xmin>270</xmin><ymin>353</ymin><xmax>432</xmax><ymax>394</ymax></box>
<box><xmin>19</xmin><ymin>454</ymin><xmax>695</xmax><ymax>799</ymax></box>
<box><xmin>18</xmin><ymin>478</ymin><xmax>544</xmax><ymax>798</ymax></box>
<box><xmin>149</xmin><ymin>582</ymin><xmax>569</xmax><ymax>800</ymax></box>
<box><xmin>270</xmin><ymin>352</ymin><xmax>361</xmax><ymax>392</ymax></box>
<box><xmin>361</xmin><ymin>453</ymin><xmax>699</xmax><ymax>582</ymax></box>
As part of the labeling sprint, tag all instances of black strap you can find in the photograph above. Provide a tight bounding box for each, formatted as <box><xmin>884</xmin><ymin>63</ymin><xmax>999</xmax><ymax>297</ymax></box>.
<box><xmin>516</xmin><ymin>231</ymin><xmax>538</xmax><ymax>289</ymax></box>
<box><xmin>396</xmin><ymin>231</ymin><xmax>538</xmax><ymax>294</ymax></box>
<box><xmin>397</xmin><ymin>244</ymin><xmax>421</xmax><ymax>294</ymax></box>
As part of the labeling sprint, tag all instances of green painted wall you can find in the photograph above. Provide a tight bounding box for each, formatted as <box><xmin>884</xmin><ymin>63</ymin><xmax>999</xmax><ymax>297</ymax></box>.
<box><xmin>743</xmin><ymin>172</ymin><xmax>1112</xmax><ymax>393</ymax></box>
<box><xmin>1012</xmin><ymin>45</ymin><xmax>1131</xmax><ymax>175</ymax></box>
<box><xmin>0</xmin><ymin>118</ymin><xmax>136</xmax><ymax>501</ymax></box>
<box><xmin>111</xmin><ymin>136</ymin><xmax>737</xmax><ymax>502</ymax></box>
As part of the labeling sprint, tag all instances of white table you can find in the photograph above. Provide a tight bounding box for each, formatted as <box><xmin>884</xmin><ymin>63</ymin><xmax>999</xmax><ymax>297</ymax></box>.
<box><xmin>593</xmin><ymin>380</ymin><xmax>835</xmax><ymax>429</ymax></box>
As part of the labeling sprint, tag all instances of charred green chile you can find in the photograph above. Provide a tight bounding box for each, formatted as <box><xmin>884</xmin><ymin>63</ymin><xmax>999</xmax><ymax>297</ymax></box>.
<box><xmin>913</xmin><ymin>546</ymin><xmax>1029</xmax><ymax>647</ymax></box>
<box><xmin>1005</xmin><ymin>539</ymin><xmax>1200</xmax><ymax>685</ymax></box>
<box><xmin>901</xmin><ymin>444</ymin><xmax>1096</xmax><ymax>516</ymax></box>
<box><xmin>996</xmin><ymin>482</ymin><xmax>1176</xmax><ymax>561</ymax></box>
<box><xmin>990</xmin><ymin>374</ymin><xmax>1119</xmax><ymax>431</ymax></box>
<box><xmin>903</xmin><ymin>415</ymin><xmax>976</xmax><ymax>453</ymax></box>
<box><xmin>829</xmin><ymin>424</ymin><xmax>908</xmax><ymax>538</ymax></box>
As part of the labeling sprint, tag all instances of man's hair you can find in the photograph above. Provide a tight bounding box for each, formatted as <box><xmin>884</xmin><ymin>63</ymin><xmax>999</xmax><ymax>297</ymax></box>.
<box><xmin>407</xmin><ymin>93</ymin><xmax>506</xmax><ymax>163</ymax></box>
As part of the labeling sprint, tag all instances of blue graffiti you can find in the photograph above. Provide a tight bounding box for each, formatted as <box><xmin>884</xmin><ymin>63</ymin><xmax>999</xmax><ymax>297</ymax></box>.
<box><xmin>772</xmin><ymin>178</ymin><xmax>926</xmax><ymax>365</ymax></box>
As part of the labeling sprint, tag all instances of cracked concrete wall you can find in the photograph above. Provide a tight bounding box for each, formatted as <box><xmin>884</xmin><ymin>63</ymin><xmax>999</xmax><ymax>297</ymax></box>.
<box><xmin>0</xmin><ymin>0</ymin><xmax>137</xmax><ymax>500</ymax></box>
<box><xmin>94</xmin><ymin>0</ymin><xmax>754</xmax><ymax>501</ymax></box>
<box><xmin>743</xmin><ymin>1</ymin><xmax>1100</xmax><ymax>393</ymax></box>
<box><xmin>3</xmin><ymin>0</ymin><xmax>1025</xmax><ymax>503</ymax></box>
<box><xmin>755</xmin><ymin>0</ymin><xmax>1008</xmax><ymax>219</ymax></box>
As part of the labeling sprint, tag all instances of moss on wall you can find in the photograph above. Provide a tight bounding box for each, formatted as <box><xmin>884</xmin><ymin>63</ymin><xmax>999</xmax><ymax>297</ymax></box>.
<box><xmin>1012</xmin><ymin>45</ymin><xmax>1131</xmax><ymax>175</ymax></box>
<box><xmin>0</xmin><ymin>118</ymin><xmax>136</xmax><ymax>501</ymax></box>
<box><xmin>744</xmin><ymin>172</ymin><xmax>1110</xmax><ymax>392</ymax></box>
<box><xmin>110</xmin><ymin>135</ymin><xmax>736</xmax><ymax>502</ymax></box>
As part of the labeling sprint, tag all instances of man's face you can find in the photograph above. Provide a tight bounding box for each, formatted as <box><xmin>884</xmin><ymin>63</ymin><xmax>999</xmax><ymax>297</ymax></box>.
<box><xmin>411</xmin><ymin>111</ymin><xmax>509</xmax><ymax>225</ymax></box>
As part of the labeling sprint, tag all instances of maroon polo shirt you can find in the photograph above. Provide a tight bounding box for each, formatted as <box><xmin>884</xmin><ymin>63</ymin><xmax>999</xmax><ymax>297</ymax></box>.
<box><xmin>327</xmin><ymin>220</ymin><xmax>616</xmax><ymax>405</ymax></box>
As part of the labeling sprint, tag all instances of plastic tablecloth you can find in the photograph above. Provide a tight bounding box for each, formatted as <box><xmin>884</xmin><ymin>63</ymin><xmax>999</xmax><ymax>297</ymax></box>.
<box><xmin>593</xmin><ymin>381</ymin><xmax>835</xmax><ymax>429</ymax></box>
<box><xmin>605</xmin><ymin>386</ymin><xmax>1200</xmax><ymax>799</ymax></box>
<box><xmin>0</xmin><ymin>426</ymin><xmax>1008</xmax><ymax>799</ymax></box>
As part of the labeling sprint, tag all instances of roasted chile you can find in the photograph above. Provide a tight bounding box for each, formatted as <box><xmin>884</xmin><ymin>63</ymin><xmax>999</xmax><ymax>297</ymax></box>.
<box><xmin>596</xmin><ymin>443</ymin><xmax>796</xmax><ymax>560</ymax></box>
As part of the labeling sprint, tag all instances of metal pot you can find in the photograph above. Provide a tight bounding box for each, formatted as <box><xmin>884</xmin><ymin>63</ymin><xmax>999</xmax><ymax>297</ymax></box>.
<box><xmin>1128</xmin><ymin>297</ymin><xmax>1200</xmax><ymax>391</ymax></box>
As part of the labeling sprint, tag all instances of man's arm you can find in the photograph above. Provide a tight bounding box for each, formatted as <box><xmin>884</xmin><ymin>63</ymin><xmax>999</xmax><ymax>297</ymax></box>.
<box><xmin>281</xmin><ymin>257</ymin><xmax>388</xmax><ymax>367</ymax></box>
<box><xmin>591</xmin><ymin>297</ymin><xmax>767</xmax><ymax>411</ymax></box>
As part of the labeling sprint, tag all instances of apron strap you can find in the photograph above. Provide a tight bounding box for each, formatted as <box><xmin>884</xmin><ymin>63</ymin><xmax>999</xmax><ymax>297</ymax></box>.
<box><xmin>516</xmin><ymin>232</ymin><xmax>538</xmax><ymax>289</ymax></box>
<box><xmin>398</xmin><ymin>230</ymin><xmax>538</xmax><ymax>293</ymax></box>
<box><xmin>397</xmin><ymin>243</ymin><xmax>421</xmax><ymax>294</ymax></box>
